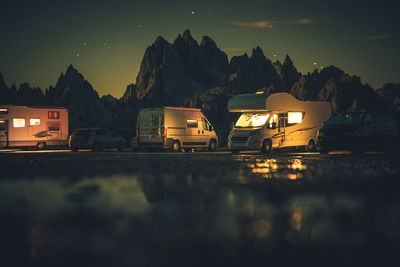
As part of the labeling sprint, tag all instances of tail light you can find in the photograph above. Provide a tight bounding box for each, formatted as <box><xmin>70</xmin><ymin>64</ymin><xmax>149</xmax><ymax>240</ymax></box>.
<box><xmin>162</xmin><ymin>127</ymin><xmax>167</xmax><ymax>139</ymax></box>
<box><xmin>136</xmin><ymin>126</ymin><xmax>140</xmax><ymax>137</ymax></box>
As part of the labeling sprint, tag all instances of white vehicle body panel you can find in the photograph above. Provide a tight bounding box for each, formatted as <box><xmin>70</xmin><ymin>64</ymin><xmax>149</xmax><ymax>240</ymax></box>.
<box><xmin>137</xmin><ymin>107</ymin><xmax>218</xmax><ymax>149</ymax></box>
<box><xmin>0</xmin><ymin>105</ymin><xmax>69</xmax><ymax>148</ymax></box>
<box><xmin>227</xmin><ymin>93</ymin><xmax>332</xmax><ymax>151</ymax></box>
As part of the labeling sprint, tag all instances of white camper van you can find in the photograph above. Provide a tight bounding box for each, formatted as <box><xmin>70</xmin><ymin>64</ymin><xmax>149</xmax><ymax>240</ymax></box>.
<box><xmin>136</xmin><ymin>107</ymin><xmax>218</xmax><ymax>152</ymax></box>
<box><xmin>227</xmin><ymin>93</ymin><xmax>331</xmax><ymax>153</ymax></box>
<box><xmin>0</xmin><ymin>105</ymin><xmax>69</xmax><ymax>149</ymax></box>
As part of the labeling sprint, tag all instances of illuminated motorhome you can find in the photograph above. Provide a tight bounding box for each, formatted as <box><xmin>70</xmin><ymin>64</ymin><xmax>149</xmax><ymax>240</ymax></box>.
<box><xmin>227</xmin><ymin>93</ymin><xmax>332</xmax><ymax>153</ymax></box>
<box><xmin>0</xmin><ymin>105</ymin><xmax>69</xmax><ymax>149</ymax></box>
<box><xmin>136</xmin><ymin>107</ymin><xmax>218</xmax><ymax>152</ymax></box>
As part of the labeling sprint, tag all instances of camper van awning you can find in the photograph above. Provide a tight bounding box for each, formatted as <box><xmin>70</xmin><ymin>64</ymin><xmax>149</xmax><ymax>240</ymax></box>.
<box><xmin>227</xmin><ymin>94</ymin><xmax>270</xmax><ymax>112</ymax></box>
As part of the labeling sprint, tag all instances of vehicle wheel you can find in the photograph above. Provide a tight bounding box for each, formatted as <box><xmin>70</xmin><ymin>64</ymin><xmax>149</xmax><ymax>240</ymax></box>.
<box><xmin>261</xmin><ymin>139</ymin><xmax>272</xmax><ymax>154</ymax></box>
<box><xmin>71</xmin><ymin>147</ymin><xmax>79</xmax><ymax>152</ymax></box>
<box><xmin>305</xmin><ymin>139</ymin><xmax>316</xmax><ymax>152</ymax></box>
<box><xmin>118</xmin><ymin>142</ymin><xmax>124</xmax><ymax>152</ymax></box>
<box><xmin>208</xmin><ymin>140</ymin><xmax>217</xmax><ymax>152</ymax></box>
<box><xmin>172</xmin><ymin>141</ymin><xmax>180</xmax><ymax>152</ymax></box>
<box><xmin>36</xmin><ymin>142</ymin><xmax>46</xmax><ymax>150</ymax></box>
<box><xmin>231</xmin><ymin>150</ymin><xmax>240</xmax><ymax>154</ymax></box>
<box><xmin>92</xmin><ymin>142</ymin><xmax>101</xmax><ymax>152</ymax></box>
<box><xmin>319</xmin><ymin>150</ymin><xmax>329</xmax><ymax>154</ymax></box>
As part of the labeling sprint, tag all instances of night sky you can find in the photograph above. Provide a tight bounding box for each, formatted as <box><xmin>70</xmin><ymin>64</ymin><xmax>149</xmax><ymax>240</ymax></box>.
<box><xmin>1</xmin><ymin>0</ymin><xmax>399</xmax><ymax>98</ymax></box>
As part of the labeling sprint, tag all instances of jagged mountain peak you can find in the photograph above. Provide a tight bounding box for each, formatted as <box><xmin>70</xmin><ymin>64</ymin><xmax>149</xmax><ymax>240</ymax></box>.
<box><xmin>183</xmin><ymin>29</ymin><xmax>194</xmax><ymax>42</ymax></box>
<box><xmin>154</xmin><ymin>36</ymin><xmax>170</xmax><ymax>47</ymax></box>
<box><xmin>251</xmin><ymin>46</ymin><xmax>265</xmax><ymax>58</ymax></box>
<box><xmin>200</xmin><ymin>36</ymin><xmax>217</xmax><ymax>48</ymax></box>
<box><xmin>283</xmin><ymin>54</ymin><xmax>294</xmax><ymax>66</ymax></box>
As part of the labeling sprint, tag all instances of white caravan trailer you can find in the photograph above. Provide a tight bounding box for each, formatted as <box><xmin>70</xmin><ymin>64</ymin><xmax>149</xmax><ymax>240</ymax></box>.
<box><xmin>227</xmin><ymin>93</ymin><xmax>331</xmax><ymax>153</ymax></box>
<box><xmin>136</xmin><ymin>107</ymin><xmax>218</xmax><ymax>152</ymax></box>
<box><xmin>0</xmin><ymin>105</ymin><xmax>69</xmax><ymax>149</ymax></box>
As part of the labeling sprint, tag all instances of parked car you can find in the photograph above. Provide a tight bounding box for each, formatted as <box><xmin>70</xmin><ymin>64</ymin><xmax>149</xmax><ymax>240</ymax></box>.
<box><xmin>69</xmin><ymin>128</ymin><xmax>125</xmax><ymax>152</ymax></box>
<box><xmin>317</xmin><ymin>112</ymin><xmax>398</xmax><ymax>154</ymax></box>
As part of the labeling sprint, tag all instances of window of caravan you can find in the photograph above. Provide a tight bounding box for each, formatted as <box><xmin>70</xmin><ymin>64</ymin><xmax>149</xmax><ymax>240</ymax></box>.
<box><xmin>288</xmin><ymin>112</ymin><xmax>303</xmax><ymax>124</ymax></box>
<box><xmin>326</xmin><ymin>113</ymin><xmax>361</xmax><ymax>125</ymax></box>
<box><xmin>13</xmin><ymin>118</ymin><xmax>25</xmax><ymax>128</ymax></box>
<box><xmin>0</xmin><ymin>108</ymin><xmax>8</xmax><ymax>114</ymax></box>
<box><xmin>0</xmin><ymin>120</ymin><xmax>6</xmax><ymax>131</ymax></box>
<box><xmin>202</xmin><ymin>119</ymin><xmax>212</xmax><ymax>131</ymax></box>
<box><xmin>187</xmin><ymin>120</ymin><xmax>198</xmax><ymax>128</ymax></box>
<box><xmin>235</xmin><ymin>113</ymin><xmax>269</xmax><ymax>128</ymax></box>
<box><xmin>48</xmin><ymin>123</ymin><xmax>60</xmax><ymax>131</ymax></box>
<box><xmin>30</xmin><ymin>118</ymin><xmax>40</xmax><ymax>126</ymax></box>
<box><xmin>48</xmin><ymin>111</ymin><xmax>60</xmax><ymax>119</ymax></box>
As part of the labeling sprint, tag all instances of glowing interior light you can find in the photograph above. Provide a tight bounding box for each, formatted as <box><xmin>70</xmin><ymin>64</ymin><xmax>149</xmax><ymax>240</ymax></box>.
<box><xmin>288</xmin><ymin>112</ymin><xmax>302</xmax><ymax>124</ymax></box>
<box><xmin>235</xmin><ymin>113</ymin><xmax>270</xmax><ymax>127</ymax></box>
<box><xmin>13</xmin><ymin>118</ymin><xmax>25</xmax><ymax>128</ymax></box>
<box><xmin>30</xmin><ymin>118</ymin><xmax>40</xmax><ymax>126</ymax></box>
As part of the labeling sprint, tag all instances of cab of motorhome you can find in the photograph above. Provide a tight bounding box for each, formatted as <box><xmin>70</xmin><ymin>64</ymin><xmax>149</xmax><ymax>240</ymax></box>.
<box><xmin>0</xmin><ymin>105</ymin><xmax>69</xmax><ymax>149</ymax></box>
<box><xmin>227</xmin><ymin>93</ymin><xmax>331</xmax><ymax>153</ymax></box>
<box><xmin>136</xmin><ymin>107</ymin><xmax>218</xmax><ymax>152</ymax></box>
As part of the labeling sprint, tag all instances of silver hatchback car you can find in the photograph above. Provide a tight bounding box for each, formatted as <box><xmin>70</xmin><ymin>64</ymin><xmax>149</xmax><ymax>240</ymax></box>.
<box><xmin>69</xmin><ymin>128</ymin><xmax>125</xmax><ymax>152</ymax></box>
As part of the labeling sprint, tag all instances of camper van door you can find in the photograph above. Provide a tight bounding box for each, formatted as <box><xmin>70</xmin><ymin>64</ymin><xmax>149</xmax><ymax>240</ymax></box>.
<box><xmin>185</xmin><ymin>112</ymin><xmax>204</xmax><ymax>146</ymax></box>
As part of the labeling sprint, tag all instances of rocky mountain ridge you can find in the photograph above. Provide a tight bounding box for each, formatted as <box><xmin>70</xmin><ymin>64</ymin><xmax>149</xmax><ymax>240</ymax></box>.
<box><xmin>1</xmin><ymin>30</ymin><xmax>399</xmax><ymax>144</ymax></box>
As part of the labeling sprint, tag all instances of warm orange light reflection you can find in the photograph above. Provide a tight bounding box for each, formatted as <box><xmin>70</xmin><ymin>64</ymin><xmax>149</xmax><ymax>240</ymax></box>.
<box><xmin>288</xmin><ymin>158</ymin><xmax>307</xmax><ymax>171</ymax></box>
<box><xmin>238</xmin><ymin>157</ymin><xmax>307</xmax><ymax>180</ymax></box>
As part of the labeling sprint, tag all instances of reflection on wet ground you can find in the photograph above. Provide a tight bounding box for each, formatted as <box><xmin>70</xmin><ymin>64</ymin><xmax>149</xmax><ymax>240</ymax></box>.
<box><xmin>1</xmin><ymin>152</ymin><xmax>400</xmax><ymax>266</ymax></box>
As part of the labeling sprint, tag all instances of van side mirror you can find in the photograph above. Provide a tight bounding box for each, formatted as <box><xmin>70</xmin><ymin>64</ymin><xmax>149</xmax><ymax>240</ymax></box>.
<box><xmin>271</xmin><ymin>122</ymin><xmax>277</xmax><ymax>129</ymax></box>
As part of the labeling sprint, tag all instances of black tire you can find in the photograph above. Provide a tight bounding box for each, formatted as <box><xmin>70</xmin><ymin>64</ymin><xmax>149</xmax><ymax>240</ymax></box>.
<box><xmin>92</xmin><ymin>142</ymin><xmax>101</xmax><ymax>152</ymax></box>
<box><xmin>172</xmin><ymin>141</ymin><xmax>180</xmax><ymax>152</ymax></box>
<box><xmin>71</xmin><ymin>147</ymin><xmax>79</xmax><ymax>152</ymax></box>
<box><xmin>208</xmin><ymin>140</ymin><xmax>217</xmax><ymax>152</ymax></box>
<box><xmin>231</xmin><ymin>149</ymin><xmax>240</xmax><ymax>154</ymax></box>
<box><xmin>261</xmin><ymin>139</ymin><xmax>272</xmax><ymax>154</ymax></box>
<box><xmin>36</xmin><ymin>142</ymin><xmax>46</xmax><ymax>150</ymax></box>
<box><xmin>305</xmin><ymin>139</ymin><xmax>316</xmax><ymax>152</ymax></box>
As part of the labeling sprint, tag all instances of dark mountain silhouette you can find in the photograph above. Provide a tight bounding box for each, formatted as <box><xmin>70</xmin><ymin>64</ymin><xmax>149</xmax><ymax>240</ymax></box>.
<box><xmin>377</xmin><ymin>83</ymin><xmax>400</xmax><ymax>113</ymax></box>
<box><xmin>46</xmin><ymin>65</ymin><xmax>111</xmax><ymax>129</ymax></box>
<box><xmin>1</xmin><ymin>30</ymin><xmax>398</xmax><ymax>144</ymax></box>
<box><xmin>0</xmin><ymin>73</ymin><xmax>46</xmax><ymax>105</ymax></box>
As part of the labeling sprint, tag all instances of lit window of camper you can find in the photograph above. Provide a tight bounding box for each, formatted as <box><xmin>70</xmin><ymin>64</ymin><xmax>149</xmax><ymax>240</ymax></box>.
<box><xmin>288</xmin><ymin>112</ymin><xmax>303</xmax><ymax>124</ymax></box>
<box><xmin>30</xmin><ymin>118</ymin><xmax>40</xmax><ymax>126</ymax></box>
<box><xmin>13</xmin><ymin>118</ymin><xmax>25</xmax><ymax>128</ymax></box>
<box><xmin>187</xmin><ymin>120</ymin><xmax>198</xmax><ymax>128</ymax></box>
<box><xmin>48</xmin><ymin>111</ymin><xmax>60</xmax><ymax>119</ymax></box>
<box><xmin>236</xmin><ymin>113</ymin><xmax>269</xmax><ymax>128</ymax></box>
<box><xmin>48</xmin><ymin>123</ymin><xmax>60</xmax><ymax>131</ymax></box>
<box><xmin>0</xmin><ymin>108</ymin><xmax>8</xmax><ymax>114</ymax></box>
<box><xmin>202</xmin><ymin>118</ymin><xmax>212</xmax><ymax>131</ymax></box>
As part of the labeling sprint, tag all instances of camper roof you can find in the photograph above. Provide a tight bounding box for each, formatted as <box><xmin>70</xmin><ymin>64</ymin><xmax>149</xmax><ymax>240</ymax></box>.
<box><xmin>228</xmin><ymin>92</ymin><xmax>331</xmax><ymax>113</ymax></box>
<box><xmin>228</xmin><ymin>93</ymin><xmax>302</xmax><ymax>112</ymax></box>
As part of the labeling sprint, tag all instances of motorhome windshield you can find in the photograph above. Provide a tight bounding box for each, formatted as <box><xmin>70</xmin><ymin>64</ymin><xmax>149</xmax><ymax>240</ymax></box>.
<box><xmin>235</xmin><ymin>113</ymin><xmax>269</xmax><ymax>128</ymax></box>
<box><xmin>326</xmin><ymin>113</ymin><xmax>361</xmax><ymax>125</ymax></box>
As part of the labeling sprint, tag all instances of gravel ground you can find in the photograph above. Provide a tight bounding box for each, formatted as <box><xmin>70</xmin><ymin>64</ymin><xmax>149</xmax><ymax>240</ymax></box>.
<box><xmin>1</xmin><ymin>150</ymin><xmax>400</xmax><ymax>266</ymax></box>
